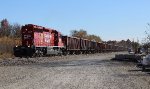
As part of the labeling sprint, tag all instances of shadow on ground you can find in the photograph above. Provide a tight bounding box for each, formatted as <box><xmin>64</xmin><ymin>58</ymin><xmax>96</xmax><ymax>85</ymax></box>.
<box><xmin>111</xmin><ymin>58</ymin><xmax>138</xmax><ymax>63</ymax></box>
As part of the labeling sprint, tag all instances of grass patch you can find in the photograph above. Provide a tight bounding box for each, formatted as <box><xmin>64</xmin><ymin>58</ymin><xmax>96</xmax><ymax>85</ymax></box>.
<box><xmin>0</xmin><ymin>53</ymin><xmax>13</xmax><ymax>59</ymax></box>
<box><xmin>0</xmin><ymin>37</ymin><xmax>21</xmax><ymax>59</ymax></box>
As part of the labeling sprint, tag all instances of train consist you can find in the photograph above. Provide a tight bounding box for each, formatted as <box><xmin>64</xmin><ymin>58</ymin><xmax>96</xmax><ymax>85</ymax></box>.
<box><xmin>13</xmin><ymin>24</ymin><xmax>127</xmax><ymax>57</ymax></box>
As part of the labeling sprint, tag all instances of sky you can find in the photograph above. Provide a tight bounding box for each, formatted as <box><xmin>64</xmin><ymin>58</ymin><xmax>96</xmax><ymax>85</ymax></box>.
<box><xmin>0</xmin><ymin>0</ymin><xmax>150</xmax><ymax>42</ymax></box>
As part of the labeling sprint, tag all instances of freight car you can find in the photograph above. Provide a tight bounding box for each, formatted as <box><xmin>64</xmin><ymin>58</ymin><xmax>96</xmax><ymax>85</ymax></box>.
<box><xmin>13</xmin><ymin>24</ymin><xmax>126</xmax><ymax>57</ymax></box>
<box><xmin>62</xmin><ymin>36</ymin><xmax>104</xmax><ymax>54</ymax></box>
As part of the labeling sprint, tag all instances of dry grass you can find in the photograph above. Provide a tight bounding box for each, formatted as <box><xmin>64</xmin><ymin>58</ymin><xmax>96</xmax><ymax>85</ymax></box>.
<box><xmin>0</xmin><ymin>37</ymin><xmax>21</xmax><ymax>59</ymax></box>
<box><xmin>0</xmin><ymin>53</ymin><xmax>13</xmax><ymax>59</ymax></box>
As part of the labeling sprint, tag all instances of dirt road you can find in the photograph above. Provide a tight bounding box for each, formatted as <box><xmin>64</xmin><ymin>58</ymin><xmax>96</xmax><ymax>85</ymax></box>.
<box><xmin>0</xmin><ymin>52</ymin><xmax>150</xmax><ymax>89</ymax></box>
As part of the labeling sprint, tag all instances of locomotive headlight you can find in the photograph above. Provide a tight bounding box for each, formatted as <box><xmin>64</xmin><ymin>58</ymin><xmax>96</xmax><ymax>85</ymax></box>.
<box><xmin>28</xmin><ymin>46</ymin><xmax>30</xmax><ymax>47</ymax></box>
<box><xmin>16</xmin><ymin>45</ymin><xmax>18</xmax><ymax>47</ymax></box>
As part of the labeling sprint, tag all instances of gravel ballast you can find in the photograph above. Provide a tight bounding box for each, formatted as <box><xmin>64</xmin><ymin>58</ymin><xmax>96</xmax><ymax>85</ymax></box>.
<box><xmin>0</xmin><ymin>52</ymin><xmax>150</xmax><ymax>89</ymax></box>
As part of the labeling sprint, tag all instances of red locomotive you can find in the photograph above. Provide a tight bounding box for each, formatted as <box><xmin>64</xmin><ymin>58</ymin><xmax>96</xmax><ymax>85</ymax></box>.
<box><xmin>13</xmin><ymin>24</ymin><xmax>126</xmax><ymax>57</ymax></box>
<box><xmin>14</xmin><ymin>24</ymin><xmax>64</xmax><ymax>57</ymax></box>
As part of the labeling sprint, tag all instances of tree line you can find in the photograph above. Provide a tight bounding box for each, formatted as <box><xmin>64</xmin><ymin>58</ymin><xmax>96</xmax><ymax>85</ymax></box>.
<box><xmin>0</xmin><ymin>19</ymin><xmax>21</xmax><ymax>38</ymax></box>
<box><xmin>0</xmin><ymin>18</ymin><xmax>138</xmax><ymax>51</ymax></box>
<box><xmin>0</xmin><ymin>19</ymin><xmax>103</xmax><ymax>42</ymax></box>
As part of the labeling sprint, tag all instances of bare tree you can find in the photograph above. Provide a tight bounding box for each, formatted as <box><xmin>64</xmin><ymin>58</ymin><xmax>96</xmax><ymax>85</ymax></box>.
<box><xmin>0</xmin><ymin>19</ymin><xmax>10</xmax><ymax>37</ymax></box>
<box><xmin>0</xmin><ymin>19</ymin><xmax>21</xmax><ymax>38</ymax></box>
<box><xmin>70</xmin><ymin>29</ymin><xmax>102</xmax><ymax>42</ymax></box>
<box><xmin>11</xmin><ymin>23</ymin><xmax>21</xmax><ymax>38</ymax></box>
<box><xmin>86</xmin><ymin>34</ymin><xmax>102</xmax><ymax>42</ymax></box>
<box><xmin>71</xmin><ymin>29</ymin><xmax>87</xmax><ymax>38</ymax></box>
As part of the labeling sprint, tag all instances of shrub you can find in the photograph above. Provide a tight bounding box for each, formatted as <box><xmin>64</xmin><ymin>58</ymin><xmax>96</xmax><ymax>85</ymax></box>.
<box><xmin>0</xmin><ymin>37</ymin><xmax>21</xmax><ymax>58</ymax></box>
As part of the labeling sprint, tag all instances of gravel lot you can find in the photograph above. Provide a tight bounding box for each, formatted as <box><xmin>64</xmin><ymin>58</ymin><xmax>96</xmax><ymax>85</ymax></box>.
<box><xmin>0</xmin><ymin>52</ymin><xmax>150</xmax><ymax>89</ymax></box>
